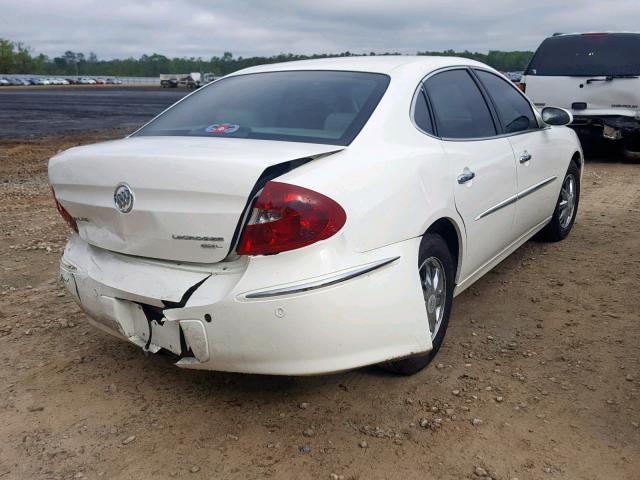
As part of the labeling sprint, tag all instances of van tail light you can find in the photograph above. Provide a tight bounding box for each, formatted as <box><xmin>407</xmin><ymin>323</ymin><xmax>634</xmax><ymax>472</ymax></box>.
<box><xmin>237</xmin><ymin>181</ymin><xmax>346</xmax><ymax>256</ymax></box>
<box><xmin>517</xmin><ymin>82</ymin><xmax>526</xmax><ymax>93</ymax></box>
<box><xmin>51</xmin><ymin>188</ymin><xmax>78</xmax><ymax>233</ymax></box>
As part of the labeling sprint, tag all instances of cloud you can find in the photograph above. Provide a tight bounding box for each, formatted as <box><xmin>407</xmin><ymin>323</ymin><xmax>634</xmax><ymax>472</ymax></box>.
<box><xmin>0</xmin><ymin>0</ymin><xmax>638</xmax><ymax>59</ymax></box>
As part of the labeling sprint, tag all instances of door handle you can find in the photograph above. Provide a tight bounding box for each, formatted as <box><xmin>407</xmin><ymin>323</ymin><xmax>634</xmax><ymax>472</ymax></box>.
<box><xmin>457</xmin><ymin>169</ymin><xmax>475</xmax><ymax>184</ymax></box>
<box><xmin>519</xmin><ymin>151</ymin><xmax>532</xmax><ymax>163</ymax></box>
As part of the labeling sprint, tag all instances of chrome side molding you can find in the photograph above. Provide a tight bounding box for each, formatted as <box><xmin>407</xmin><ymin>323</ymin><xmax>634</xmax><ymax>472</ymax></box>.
<box><xmin>475</xmin><ymin>194</ymin><xmax>518</xmax><ymax>221</ymax></box>
<box><xmin>518</xmin><ymin>175</ymin><xmax>558</xmax><ymax>200</ymax></box>
<box><xmin>245</xmin><ymin>256</ymin><xmax>400</xmax><ymax>299</ymax></box>
<box><xmin>475</xmin><ymin>176</ymin><xmax>557</xmax><ymax>220</ymax></box>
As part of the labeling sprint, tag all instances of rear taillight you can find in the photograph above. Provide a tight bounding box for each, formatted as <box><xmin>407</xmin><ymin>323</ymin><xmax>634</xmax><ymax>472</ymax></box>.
<box><xmin>52</xmin><ymin>189</ymin><xmax>78</xmax><ymax>233</ymax></box>
<box><xmin>237</xmin><ymin>181</ymin><xmax>346</xmax><ymax>255</ymax></box>
<box><xmin>517</xmin><ymin>82</ymin><xmax>526</xmax><ymax>93</ymax></box>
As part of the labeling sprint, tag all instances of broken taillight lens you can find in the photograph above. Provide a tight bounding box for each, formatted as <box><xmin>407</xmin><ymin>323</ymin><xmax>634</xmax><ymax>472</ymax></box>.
<box><xmin>237</xmin><ymin>181</ymin><xmax>346</xmax><ymax>255</ymax></box>
<box><xmin>52</xmin><ymin>188</ymin><xmax>78</xmax><ymax>233</ymax></box>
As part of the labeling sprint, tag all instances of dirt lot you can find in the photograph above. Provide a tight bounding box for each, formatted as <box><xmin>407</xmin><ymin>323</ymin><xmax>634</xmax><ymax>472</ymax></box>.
<box><xmin>0</xmin><ymin>132</ymin><xmax>638</xmax><ymax>480</ymax></box>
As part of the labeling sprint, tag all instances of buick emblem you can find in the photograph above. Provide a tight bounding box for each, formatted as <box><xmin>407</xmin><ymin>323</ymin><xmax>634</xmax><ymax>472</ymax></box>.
<box><xmin>113</xmin><ymin>183</ymin><xmax>134</xmax><ymax>213</ymax></box>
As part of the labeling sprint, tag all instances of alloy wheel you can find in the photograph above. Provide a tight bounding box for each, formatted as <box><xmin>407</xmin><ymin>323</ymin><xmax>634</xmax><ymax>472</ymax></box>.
<box><xmin>558</xmin><ymin>174</ymin><xmax>576</xmax><ymax>229</ymax></box>
<box><xmin>420</xmin><ymin>256</ymin><xmax>447</xmax><ymax>340</ymax></box>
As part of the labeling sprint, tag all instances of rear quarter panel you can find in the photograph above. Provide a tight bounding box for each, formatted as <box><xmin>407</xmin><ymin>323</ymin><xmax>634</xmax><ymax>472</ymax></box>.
<box><xmin>279</xmin><ymin>71</ymin><xmax>466</xmax><ymax>262</ymax></box>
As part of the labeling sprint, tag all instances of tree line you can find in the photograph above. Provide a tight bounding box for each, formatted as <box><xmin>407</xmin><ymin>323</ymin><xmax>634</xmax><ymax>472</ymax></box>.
<box><xmin>0</xmin><ymin>38</ymin><xmax>533</xmax><ymax>77</ymax></box>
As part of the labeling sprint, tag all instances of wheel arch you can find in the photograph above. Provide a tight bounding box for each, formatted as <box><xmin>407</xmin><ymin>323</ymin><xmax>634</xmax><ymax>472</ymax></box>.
<box><xmin>424</xmin><ymin>217</ymin><xmax>463</xmax><ymax>284</ymax></box>
<box><xmin>571</xmin><ymin>151</ymin><xmax>582</xmax><ymax>170</ymax></box>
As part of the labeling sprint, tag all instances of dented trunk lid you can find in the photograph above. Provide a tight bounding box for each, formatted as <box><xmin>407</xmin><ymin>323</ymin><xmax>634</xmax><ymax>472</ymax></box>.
<box><xmin>49</xmin><ymin>136</ymin><xmax>340</xmax><ymax>263</ymax></box>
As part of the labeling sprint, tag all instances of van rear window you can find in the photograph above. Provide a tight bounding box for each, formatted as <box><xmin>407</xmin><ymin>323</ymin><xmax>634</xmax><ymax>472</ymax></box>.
<box><xmin>525</xmin><ymin>33</ymin><xmax>640</xmax><ymax>76</ymax></box>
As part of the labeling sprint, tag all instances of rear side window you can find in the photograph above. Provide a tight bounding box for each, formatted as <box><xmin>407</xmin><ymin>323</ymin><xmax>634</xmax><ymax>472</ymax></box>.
<box><xmin>413</xmin><ymin>88</ymin><xmax>434</xmax><ymax>135</ymax></box>
<box><xmin>475</xmin><ymin>70</ymin><xmax>538</xmax><ymax>133</ymax></box>
<box><xmin>424</xmin><ymin>69</ymin><xmax>496</xmax><ymax>139</ymax></box>
<box><xmin>135</xmin><ymin>71</ymin><xmax>390</xmax><ymax>146</ymax></box>
<box><xmin>526</xmin><ymin>33</ymin><xmax>640</xmax><ymax>76</ymax></box>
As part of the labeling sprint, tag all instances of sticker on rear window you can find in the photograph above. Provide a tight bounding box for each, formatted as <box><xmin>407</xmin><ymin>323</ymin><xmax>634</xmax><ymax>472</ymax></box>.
<box><xmin>205</xmin><ymin>123</ymin><xmax>239</xmax><ymax>134</ymax></box>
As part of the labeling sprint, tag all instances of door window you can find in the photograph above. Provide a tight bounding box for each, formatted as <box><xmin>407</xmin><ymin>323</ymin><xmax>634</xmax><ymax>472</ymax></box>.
<box><xmin>475</xmin><ymin>70</ymin><xmax>538</xmax><ymax>133</ymax></box>
<box><xmin>413</xmin><ymin>88</ymin><xmax>434</xmax><ymax>135</ymax></box>
<box><xmin>424</xmin><ymin>69</ymin><xmax>497</xmax><ymax>139</ymax></box>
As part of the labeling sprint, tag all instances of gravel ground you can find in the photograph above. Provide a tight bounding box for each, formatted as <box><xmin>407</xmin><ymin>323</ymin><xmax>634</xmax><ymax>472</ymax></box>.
<box><xmin>0</xmin><ymin>131</ymin><xmax>638</xmax><ymax>480</ymax></box>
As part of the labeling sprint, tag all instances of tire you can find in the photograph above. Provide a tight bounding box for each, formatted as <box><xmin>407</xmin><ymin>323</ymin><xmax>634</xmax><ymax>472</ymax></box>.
<box><xmin>622</xmin><ymin>148</ymin><xmax>640</xmax><ymax>162</ymax></box>
<box><xmin>539</xmin><ymin>161</ymin><xmax>580</xmax><ymax>242</ymax></box>
<box><xmin>622</xmin><ymin>134</ymin><xmax>640</xmax><ymax>163</ymax></box>
<box><xmin>380</xmin><ymin>233</ymin><xmax>455</xmax><ymax>375</ymax></box>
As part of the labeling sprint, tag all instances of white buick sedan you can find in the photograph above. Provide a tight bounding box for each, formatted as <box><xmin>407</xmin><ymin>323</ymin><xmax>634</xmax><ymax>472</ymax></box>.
<box><xmin>49</xmin><ymin>56</ymin><xmax>582</xmax><ymax>375</ymax></box>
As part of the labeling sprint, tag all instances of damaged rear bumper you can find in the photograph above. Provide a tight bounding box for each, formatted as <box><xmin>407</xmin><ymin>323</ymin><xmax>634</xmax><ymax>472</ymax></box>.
<box><xmin>60</xmin><ymin>234</ymin><xmax>430</xmax><ymax>375</ymax></box>
<box><xmin>571</xmin><ymin>114</ymin><xmax>640</xmax><ymax>143</ymax></box>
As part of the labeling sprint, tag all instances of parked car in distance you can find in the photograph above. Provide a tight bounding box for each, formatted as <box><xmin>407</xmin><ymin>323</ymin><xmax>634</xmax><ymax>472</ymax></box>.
<box><xmin>0</xmin><ymin>77</ymin><xmax>10</xmax><ymax>86</ymax></box>
<box><xmin>505</xmin><ymin>71</ymin><xmax>523</xmax><ymax>82</ymax></box>
<box><xmin>49</xmin><ymin>56</ymin><xmax>582</xmax><ymax>376</ymax></box>
<box><xmin>160</xmin><ymin>77</ymin><xmax>179</xmax><ymax>88</ymax></box>
<box><xmin>95</xmin><ymin>78</ymin><xmax>106</xmax><ymax>85</ymax></box>
<box><xmin>521</xmin><ymin>32</ymin><xmax>640</xmax><ymax>160</ymax></box>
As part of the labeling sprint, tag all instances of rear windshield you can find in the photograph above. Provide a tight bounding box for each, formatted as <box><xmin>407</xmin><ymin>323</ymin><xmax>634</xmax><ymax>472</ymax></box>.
<box><xmin>526</xmin><ymin>33</ymin><xmax>640</xmax><ymax>76</ymax></box>
<box><xmin>134</xmin><ymin>70</ymin><xmax>390</xmax><ymax>146</ymax></box>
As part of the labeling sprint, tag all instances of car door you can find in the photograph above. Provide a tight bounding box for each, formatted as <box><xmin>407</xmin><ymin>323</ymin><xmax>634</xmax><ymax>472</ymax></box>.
<box><xmin>473</xmin><ymin>69</ymin><xmax>562</xmax><ymax>237</ymax></box>
<box><xmin>423</xmin><ymin>68</ymin><xmax>518</xmax><ymax>282</ymax></box>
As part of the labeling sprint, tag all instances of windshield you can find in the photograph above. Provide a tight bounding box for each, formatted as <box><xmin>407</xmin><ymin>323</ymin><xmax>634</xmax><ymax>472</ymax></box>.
<box><xmin>134</xmin><ymin>70</ymin><xmax>390</xmax><ymax>146</ymax></box>
<box><xmin>525</xmin><ymin>33</ymin><xmax>640</xmax><ymax>76</ymax></box>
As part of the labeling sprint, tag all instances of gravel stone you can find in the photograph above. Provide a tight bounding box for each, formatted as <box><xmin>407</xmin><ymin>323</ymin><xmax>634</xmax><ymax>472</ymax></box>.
<box><xmin>474</xmin><ymin>466</ymin><xmax>488</xmax><ymax>477</ymax></box>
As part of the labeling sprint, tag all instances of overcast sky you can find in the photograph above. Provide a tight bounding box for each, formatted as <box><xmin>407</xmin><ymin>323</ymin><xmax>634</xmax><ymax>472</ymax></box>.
<box><xmin>1</xmin><ymin>0</ymin><xmax>638</xmax><ymax>59</ymax></box>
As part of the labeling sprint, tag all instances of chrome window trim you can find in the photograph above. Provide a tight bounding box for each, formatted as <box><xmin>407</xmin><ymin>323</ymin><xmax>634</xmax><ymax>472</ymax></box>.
<box><xmin>244</xmin><ymin>256</ymin><xmax>400</xmax><ymax>299</ymax></box>
<box><xmin>416</xmin><ymin>65</ymin><xmax>546</xmax><ymax>142</ymax></box>
<box><xmin>470</xmin><ymin>67</ymin><xmax>544</xmax><ymax>131</ymax></box>
<box><xmin>410</xmin><ymin>80</ymin><xmax>439</xmax><ymax>139</ymax></box>
<box><xmin>475</xmin><ymin>176</ymin><xmax>558</xmax><ymax>220</ymax></box>
<box><xmin>421</xmin><ymin>66</ymin><xmax>499</xmax><ymax>140</ymax></box>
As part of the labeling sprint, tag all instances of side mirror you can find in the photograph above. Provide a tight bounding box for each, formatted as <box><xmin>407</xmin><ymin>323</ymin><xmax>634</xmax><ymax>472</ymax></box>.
<box><xmin>541</xmin><ymin>107</ymin><xmax>573</xmax><ymax>126</ymax></box>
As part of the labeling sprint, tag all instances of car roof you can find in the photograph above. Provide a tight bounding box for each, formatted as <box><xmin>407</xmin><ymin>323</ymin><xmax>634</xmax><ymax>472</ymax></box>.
<box><xmin>550</xmin><ymin>31</ymin><xmax>640</xmax><ymax>37</ymax></box>
<box><xmin>229</xmin><ymin>55</ymin><xmax>489</xmax><ymax>76</ymax></box>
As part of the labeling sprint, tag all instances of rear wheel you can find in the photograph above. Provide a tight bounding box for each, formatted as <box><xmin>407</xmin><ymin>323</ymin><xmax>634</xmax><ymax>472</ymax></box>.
<box><xmin>539</xmin><ymin>161</ymin><xmax>580</xmax><ymax>242</ymax></box>
<box><xmin>380</xmin><ymin>233</ymin><xmax>455</xmax><ymax>375</ymax></box>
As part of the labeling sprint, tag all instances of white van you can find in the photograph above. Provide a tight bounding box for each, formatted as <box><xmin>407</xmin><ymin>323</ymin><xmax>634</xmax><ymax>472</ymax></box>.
<box><xmin>521</xmin><ymin>32</ymin><xmax>640</xmax><ymax>159</ymax></box>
